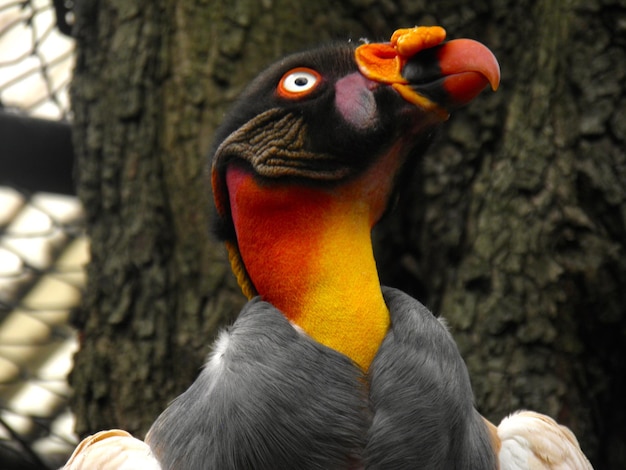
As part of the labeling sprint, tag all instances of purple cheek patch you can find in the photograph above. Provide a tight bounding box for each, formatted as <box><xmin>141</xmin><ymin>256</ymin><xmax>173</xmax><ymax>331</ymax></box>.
<box><xmin>334</xmin><ymin>72</ymin><xmax>379</xmax><ymax>131</ymax></box>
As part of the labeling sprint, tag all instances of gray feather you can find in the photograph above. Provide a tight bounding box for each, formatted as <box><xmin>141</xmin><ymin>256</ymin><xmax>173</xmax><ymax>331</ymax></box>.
<box><xmin>147</xmin><ymin>289</ymin><xmax>497</xmax><ymax>469</ymax></box>
<box><xmin>364</xmin><ymin>287</ymin><xmax>497</xmax><ymax>469</ymax></box>
<box><xmin>146</xmin><ymin>297</ymin><xmax>369</xmax><ymax>470</ymax></box>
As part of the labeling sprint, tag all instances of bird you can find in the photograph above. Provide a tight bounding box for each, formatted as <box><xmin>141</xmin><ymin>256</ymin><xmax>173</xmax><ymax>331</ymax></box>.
<box><xmin>61</xmin><ymin>26</ymin><xmax>593</xmax><ymax>469</ymax></box>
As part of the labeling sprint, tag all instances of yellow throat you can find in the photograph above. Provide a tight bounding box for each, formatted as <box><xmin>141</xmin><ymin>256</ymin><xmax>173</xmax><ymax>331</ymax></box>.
<box><xmin>225</xmin><ymin>156</ymin><xmax>399</xmax><ymax>371</ymax></box>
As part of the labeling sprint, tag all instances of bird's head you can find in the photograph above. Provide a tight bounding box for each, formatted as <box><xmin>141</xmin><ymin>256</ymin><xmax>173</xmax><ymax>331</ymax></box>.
<box><xmin>210</xmin><ymin>26</ymin><xmax>499</xmax><ymax>300</ymax></box>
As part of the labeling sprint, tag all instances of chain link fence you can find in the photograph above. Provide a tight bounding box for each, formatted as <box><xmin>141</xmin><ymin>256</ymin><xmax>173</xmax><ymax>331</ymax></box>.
<box><xmin>0</xmin><ymin>0</ymin><xmax>73</xmax><ymax>119</ymax></box>
<box><xmin>0</xmin><ymin>0</ymin><xmax>81</xmax><ymax>468</ymax></box>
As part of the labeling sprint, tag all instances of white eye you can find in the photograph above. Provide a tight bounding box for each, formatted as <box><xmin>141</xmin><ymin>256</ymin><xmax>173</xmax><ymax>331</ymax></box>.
<box><xmin>278</xmin><ymin>67</ymin><xmax>322</xmax><ymax>98</ymax></box>
<box><xmin>282</xmin><ymin>70</ymin><xmax>318</xmax><ymax>92</ymax></box>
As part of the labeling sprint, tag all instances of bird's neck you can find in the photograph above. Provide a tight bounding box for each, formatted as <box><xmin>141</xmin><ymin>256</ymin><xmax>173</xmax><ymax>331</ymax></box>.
<box><xmin>226</xmin><ymin>164</ymin><xmax>394</xmax><ymax>371</ymax></box>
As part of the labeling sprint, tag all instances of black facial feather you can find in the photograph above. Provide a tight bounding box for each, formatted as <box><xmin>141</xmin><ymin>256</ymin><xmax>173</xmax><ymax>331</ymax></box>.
<box><xmin>209</xmin><ymin>43</ymin><xmax>356</xmax><ymax>159</ymax></box>
<box><xmin>208</xmin><ymin>41</ymin><xmax>443</xmax><ymax>242</ymax></box>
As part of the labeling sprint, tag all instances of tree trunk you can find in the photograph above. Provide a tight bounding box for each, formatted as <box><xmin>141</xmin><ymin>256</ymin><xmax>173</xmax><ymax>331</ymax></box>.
<box><xmin>376</xmin><ymin>1</ymin><xmax>626</xmax><ymax>468</ymax></box>
<box><xmin>70</xmin><ymin>0</ymin><xmax>370</xmax><ymax>439</ymax></box>
<box><xmin>70</xmin><ymin>0</ymin><xmax>625</xmax><ymax>468</ymax></box>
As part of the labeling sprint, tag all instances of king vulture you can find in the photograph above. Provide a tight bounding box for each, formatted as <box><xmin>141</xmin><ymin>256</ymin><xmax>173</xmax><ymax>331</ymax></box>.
<box><xmin>63</xmin><ymin>27</ymin><xmax>593</xmax><ymax>469</ymax></box>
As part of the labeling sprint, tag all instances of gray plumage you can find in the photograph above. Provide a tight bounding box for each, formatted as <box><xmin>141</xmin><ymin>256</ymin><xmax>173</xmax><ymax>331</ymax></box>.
<box><xmin>147</xmin><ymin>288</ymin><xmax>496</xmax><ymax>469</ymax></box>
<box><xmin>366</xmin><ymin>288</ymin><xmax>496</xmax><ymax>469</ymax></box>
<box><xmin>146</xmin><ymin>298</ymin><xmax>369</xmax><ymax>469</ymax></box>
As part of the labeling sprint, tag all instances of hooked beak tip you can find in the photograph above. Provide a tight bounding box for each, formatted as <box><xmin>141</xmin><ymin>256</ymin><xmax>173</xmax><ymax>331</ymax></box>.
<box><xmin>355</xmin><ymin>28</ymin><xmax>500</xmax><ymax>111</ymax></box>
<box><xmin>437</xmin><ymin>38</ymin><xmax>501</xmax><ymax>93</ymax></box>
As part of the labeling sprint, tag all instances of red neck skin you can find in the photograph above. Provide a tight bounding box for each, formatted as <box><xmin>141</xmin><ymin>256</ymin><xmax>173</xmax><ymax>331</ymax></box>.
<box><xmin>226</xmin><ymin>147</ymin><xmax>404</xmax><ymax>371</ymax></box>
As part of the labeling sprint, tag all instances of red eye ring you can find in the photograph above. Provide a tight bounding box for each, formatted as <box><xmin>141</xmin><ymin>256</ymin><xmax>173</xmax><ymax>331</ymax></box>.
<box><xmin>277</xmin><ymin>67</ymin><xmax>322</xmax><ymax>99</ymax></box>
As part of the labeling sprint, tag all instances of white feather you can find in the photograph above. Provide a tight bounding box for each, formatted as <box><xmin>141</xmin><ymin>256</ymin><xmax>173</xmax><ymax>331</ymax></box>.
<box><xmin>61</xmin><ymin>429</ymin><xmax>161</xmax><ymax>470</ymax></box>
<box><xmin>205</xmin><ymin>329</ymin><xmax>232</xmax><ymax>371</ymax></box>
<box><xmin>497</xmin><ymin>411</ymin><xmax>593</xmax><ymax>470</ymax></box>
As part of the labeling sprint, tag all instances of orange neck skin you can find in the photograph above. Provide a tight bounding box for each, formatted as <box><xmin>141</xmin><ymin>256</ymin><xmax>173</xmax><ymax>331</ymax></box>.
<box><xmin>226</xmin><ymin>149</ymin><xmax>403</xmax><ymax>371</ymax></box>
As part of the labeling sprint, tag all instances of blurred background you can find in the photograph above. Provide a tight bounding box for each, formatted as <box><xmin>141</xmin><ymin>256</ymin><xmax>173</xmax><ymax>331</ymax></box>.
<box><xmin>0</xmin><ymin>0</ymin><xmax>83</xmax><ymax>468</ymax></box>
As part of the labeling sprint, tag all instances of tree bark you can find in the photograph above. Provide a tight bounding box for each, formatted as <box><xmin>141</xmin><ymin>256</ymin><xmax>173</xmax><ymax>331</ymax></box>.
<box><xmin>70</xmin><ymin>0</ymin><xmax>625</xmax><ymax>467</ymax></box>
<box><xmin>375</xmin><ymin>1</ymin><xmax>626</xmax><ymax>468</ymax></box>
<box><xmin>70</xmin><ymin>0</ymin><xmax>370</xmax><ymax>439</ymax></box>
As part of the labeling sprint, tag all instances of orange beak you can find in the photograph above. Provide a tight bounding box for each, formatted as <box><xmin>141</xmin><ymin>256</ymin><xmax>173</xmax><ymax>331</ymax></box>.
<box><xmin>355</xmin><ymin>27</ymin><xmax>500</xmax><ymax>119</ymax></box>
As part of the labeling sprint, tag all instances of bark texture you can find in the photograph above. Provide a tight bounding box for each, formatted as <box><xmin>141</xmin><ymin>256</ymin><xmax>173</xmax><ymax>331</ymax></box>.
<box><xmin>70</xmin><ymin>0</ymin><xmax>369</xmax><ymax>439</ymax></box>
<box><xmin>373</xmin><ymin>1</ymin><xmax>626</xmax><ymax>468</ymax></box>
<box><xmin>70</xmin><ymin>0</ymin><xmax>625</xmax><ymax>467</ymax></box>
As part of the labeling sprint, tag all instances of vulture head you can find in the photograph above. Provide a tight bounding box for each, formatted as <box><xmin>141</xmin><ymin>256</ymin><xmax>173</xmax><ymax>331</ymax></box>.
<box><xmin>210</xmin><ymin>26</ymin><xmax>500</xmax><ymax>369</ymax></box>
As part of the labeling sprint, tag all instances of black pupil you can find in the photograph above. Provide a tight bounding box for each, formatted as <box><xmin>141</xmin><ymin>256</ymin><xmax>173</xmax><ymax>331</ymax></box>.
<box><xmin>294</xmin><ymin>76</ymin><xmax>308</xmax><ymax>87</ymax></box>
